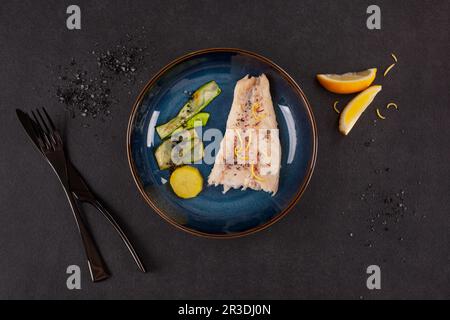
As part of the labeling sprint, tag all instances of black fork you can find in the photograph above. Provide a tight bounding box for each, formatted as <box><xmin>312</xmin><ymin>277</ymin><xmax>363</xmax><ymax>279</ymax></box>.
<box><xmin>31</xmin><ymin>108</ymin><xmax>110</xmax><ymax>282</ymax></box>
<box><xmin>31</xmin><ymin>109</ymin><xmax>63</xmax><ymax>152</ymax></box>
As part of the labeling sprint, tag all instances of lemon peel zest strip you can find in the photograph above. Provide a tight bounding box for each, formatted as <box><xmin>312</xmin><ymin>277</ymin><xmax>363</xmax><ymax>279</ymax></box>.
<box><xmin>235</xmin><ymin>129</ymin><xmax>244</xmax><ymax>151</ymax></box>
<box><xmin>384</xmin><ymin>63</ymin><xmax>396</xmax><ymax>77</ymax></box>
<box><xmin>391</xmin><ymin>53</ymin><xmax>398</xmax><ymax>63</ymax></box>
<box><xmin>386</xmin><ymin>103</ymin><xmax>398</xmax><ymax>110</ymax></box>
<box><xmin>234</xmin><ymin>130</ymin><xmax>251</xmax><ymax>160</ymax></box>
<box><xmin>234</xmin><ymin>130</ymin><xmax>244</xmax><ymax>155</ymax></box>
<box><xmin>252</xmin><ymin>103</ymin><xmax>267</xmax><ymax>121</ymax></box>
<box><xmin>333</xmin><ymin>101</ymin><xmax>340</xmax><ymax>114</ymax></box>
<box><xmin>250</xmin><ymin>164</ymin><xmax>265</xmax><ymax>181</ymax></box>
<box><xmin>376</xmin><ymin>108</ymin><xmax>386</xmax><ymax>120</ymax></box>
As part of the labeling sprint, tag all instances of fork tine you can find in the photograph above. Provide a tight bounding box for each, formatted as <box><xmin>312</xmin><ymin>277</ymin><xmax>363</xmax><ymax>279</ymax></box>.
<box><xmin>42</xmin><ymin>107</ymin><xmax>56</xmax><ymax>131</ymax></box>
<box><xmin>31</xmin><ymin>111</ymin><xmax>42</xmax><ymax>134</ymax></box>
<box><xmin>32</xmin><ymin>110</ymin><xmax>52</xmax><ymax>149</ymax></box>
<box><xmin>31</xmin><ymin>111</ymin><xmax>43</xmax><ymax>136</ymax></box>
<box><xmin>40</xmin><ymin>108</ymin><xmax>62</xmax><ymax>146</ymax></box>
<box><xmin>25</xmin><ymin>111</ymin><xmax>46</xmax><ymax>150</ymax></box>
<box><xmin>36</xmin><ymin>109</ymin><xmax>51</xmax><ymax>134</ymax></box>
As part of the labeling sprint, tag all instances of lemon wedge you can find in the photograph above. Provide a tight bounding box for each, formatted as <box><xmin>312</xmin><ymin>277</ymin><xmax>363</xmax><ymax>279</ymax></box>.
<box><xmin>317</xmin><ymin>68</ymin><xmax>377</xmax><ymax>94</ymax></box>
<box><xmin>339</xmin><ymin>85</ymin><xmax>382</xmax><ymax>135</ymax></box>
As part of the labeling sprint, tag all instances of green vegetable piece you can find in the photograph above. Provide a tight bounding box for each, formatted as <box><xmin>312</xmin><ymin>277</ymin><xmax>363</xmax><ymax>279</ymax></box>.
<box><xmin>156</xmin><ymin>81</ymin><xmax>221</xmax><ymax>139</ymax></box>
<box><xmin>185</xmin><ymin>112</ymin><xmax>210</xmax><ymax>129</ymax></box>
<box><xmin>154</xmin><ymin>129</ymin><xmax>198</xmax><ymax>170</ymax></box>
<box><xmin>178</xmin><ymin>140</ymin><xmax>204</xmax><ymax>165</ymax></box>
<box><xmin>172</xmin><ymin>112</ymin><xmax>210</xmax><ymax>134</ymax></box>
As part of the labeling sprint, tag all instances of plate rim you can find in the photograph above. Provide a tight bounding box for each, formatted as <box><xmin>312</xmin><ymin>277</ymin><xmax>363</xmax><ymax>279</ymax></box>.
<box><xmin>126</xmin><ymin>47</ymin><xmax>318</xmax><ymax>239</ymax></box>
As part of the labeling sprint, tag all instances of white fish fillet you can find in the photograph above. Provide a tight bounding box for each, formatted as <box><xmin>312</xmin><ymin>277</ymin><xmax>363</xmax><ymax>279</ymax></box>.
<box><xmin>208</xmin><ymin>74</ymin><xmax>281</xmax><ymax>195</ymax></box>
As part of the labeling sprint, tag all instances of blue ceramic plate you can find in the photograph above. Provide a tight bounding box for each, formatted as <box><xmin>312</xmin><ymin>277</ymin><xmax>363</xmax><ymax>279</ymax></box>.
<box><xmin>127</xmin><ymin>48</ymin><xmax>317</xmax><ymax>238</ymax></box>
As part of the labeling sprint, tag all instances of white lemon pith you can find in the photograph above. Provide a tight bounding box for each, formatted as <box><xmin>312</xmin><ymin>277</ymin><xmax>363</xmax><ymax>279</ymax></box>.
<box><xmin>339</xmin><ymin>85</ymin><xmax>382</xmax><ymax>135</ymax></box>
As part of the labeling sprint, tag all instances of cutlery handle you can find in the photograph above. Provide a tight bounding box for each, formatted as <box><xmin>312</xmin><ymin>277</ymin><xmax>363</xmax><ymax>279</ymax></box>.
<box><xmin>92</xmin><ymin>200</ymin><xmax>147</xmax><ymax>273</ymax></box>
<box><xmin>64</xmin><ymin>189</ymin><xmax>110</xmax><ymax>282</ymax></box>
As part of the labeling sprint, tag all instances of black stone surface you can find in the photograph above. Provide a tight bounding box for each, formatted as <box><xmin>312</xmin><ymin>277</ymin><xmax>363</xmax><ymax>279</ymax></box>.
<box><xmin>0</xmin><ymin>0</ymin><xmax>448</xmax><ymax>299</ymax></box>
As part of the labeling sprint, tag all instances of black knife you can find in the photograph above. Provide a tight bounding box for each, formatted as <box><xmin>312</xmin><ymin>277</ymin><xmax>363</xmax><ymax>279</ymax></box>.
<box><xmin>16</xmin><ymin>109</ymin><xmax>146</xmax><ymax>275</ymax></box>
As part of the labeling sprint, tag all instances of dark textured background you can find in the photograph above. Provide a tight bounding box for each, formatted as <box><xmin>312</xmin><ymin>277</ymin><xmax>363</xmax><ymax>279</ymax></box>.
<box><xmin>0</xmin><ymin>0</ymin><xmax>449</xmax><ymax>299</ymax></box>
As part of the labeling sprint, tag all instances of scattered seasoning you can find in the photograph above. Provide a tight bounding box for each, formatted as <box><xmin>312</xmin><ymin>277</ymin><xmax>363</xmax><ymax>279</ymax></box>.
<box><xmin>56</xmin><ymin>63</ymin><xmax>115</xmax><ymax>119</ymax></box>
<box><xmin>347</xmin><ymin>165</ymin><xmax>415</xmax><ymax>252</ymax></box>
<box><xmin>366</xmin><ymin>188</ymin><xmax>409</xmax><ymax>236</ymax></box>
<box><xmin>364</xmin><ymin>139</ymin><xmax>375</xmax><ymax>147</ymax></box>
<box><xmin>55</xmin><ymin>30</ymin><xmax>152</xmax><ymax>120</ymax></box>
<box><xmin>95</xmin><ymin>44</ymin><xmax>146</xmax><ymax>79</ymax></box>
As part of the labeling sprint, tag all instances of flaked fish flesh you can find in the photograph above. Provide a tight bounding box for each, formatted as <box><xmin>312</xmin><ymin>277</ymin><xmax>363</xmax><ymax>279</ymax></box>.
<box><xmin>208</xmin><ymin>74</ymin><xmax>281</xmax><ymax>195</ymax></box>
